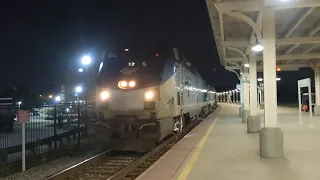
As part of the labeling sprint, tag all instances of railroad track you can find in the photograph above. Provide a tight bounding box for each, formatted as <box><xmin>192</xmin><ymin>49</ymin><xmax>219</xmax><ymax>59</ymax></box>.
<box><xmin>45</xmin><ymin>107</ymin><xmax>217</xmax><ymax>180</ymax></box>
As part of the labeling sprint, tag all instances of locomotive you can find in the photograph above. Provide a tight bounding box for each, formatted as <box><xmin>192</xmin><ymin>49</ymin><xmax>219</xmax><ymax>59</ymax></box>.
<box><xmin>97</xmin><ymin>47</ymin><xmax>216</xmax><ymax>149</ymax></box>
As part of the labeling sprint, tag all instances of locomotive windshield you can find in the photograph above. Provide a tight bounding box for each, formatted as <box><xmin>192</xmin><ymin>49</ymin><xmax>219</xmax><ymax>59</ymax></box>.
<box><xmin>98</xmin><ymin>53</ymin><xmax>167</xmax><ymax>89</ymax></box>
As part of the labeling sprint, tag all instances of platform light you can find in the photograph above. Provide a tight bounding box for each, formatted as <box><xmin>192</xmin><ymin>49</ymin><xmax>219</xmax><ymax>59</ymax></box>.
<box><xmin>48</xmin><ymin>95</ymin><xmax>53</xmax><ymax>99</ymax></box>
<box><xmin>55</xmin><ymin>96</ymin><xmax>61</xmax><ymax>102</ymax></box>
<box><xmin>124</xmin><ymin>48</ymin><xmax>129</xmax><ymax>52</ymax></box>
<box><xmin>257</xmin><ymin>78</ymin><xmax>263</xmax><ymax>82</ymax></box>
<box><xmin>276</xmin><ymin>77</ymin><xmax>281</xmax><ymax>81</ymax></box>
<box><xmin>276</xmin><ymin>67</ymin><xmax>281</xmax><ymax>72</ymax></box>
<box><xmin>75</xmin><ymin>86</ymin><xmax>83</xmax><ymax>93</ymax></box>
<box><xmin>244</xmin><ymin>63</ymin><xmax>249</xmax><ymax>68</ymax></box>
<box><xmin>18</xmin><ymin>101</ymin><xmax>22</xmax><ymax>105</ymax></box>
<box><xmin>252</xmin><ymin>44</ymin><xmax>264</xmax><ymax>52</ymax></box>
<box><xmin>78</xmin><ymin>68</ymin><xmax>84</xmax><ymax>72</ymax></box>
<box><xmin>81</xmin><ymin>56</ymin><xmax>92</xmax><ymax>65</ymax></box>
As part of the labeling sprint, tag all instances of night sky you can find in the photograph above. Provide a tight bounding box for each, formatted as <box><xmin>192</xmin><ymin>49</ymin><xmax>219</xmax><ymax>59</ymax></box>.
<box><xmin>0</xmin><ymin>0</ymin><xmax>314</xmax><ymax>103</ymax></box>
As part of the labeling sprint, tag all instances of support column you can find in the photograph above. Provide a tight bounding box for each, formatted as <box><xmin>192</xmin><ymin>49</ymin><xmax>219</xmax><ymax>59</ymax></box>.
<box><xmin>260</xmin><ymin>83</ymin><xmax>265</xmax><ymax>109</ymax></box>
<box><xmin>247</xmin><ymin>55</ymin><xmax>261</xmax><ymax>133</ymax></box>
<box><xmin>242</xmin><ymin>69</ymin><xmax>250</xmax><ymax>123</ymax></box>
<box><xmin>232</xmin><ymin>91</ymin><xmax>235</xmax><ymax>103</ymax></box>
<box><xmin>236</xmin><ymin>90</ymin><xmax>239</xmax><ymax>104</ymax></box>
<box><xmin>314</xmin><ymin>66</ymin><xmax>320</xmax><ymax>115</ymax></box>
<box><xmin>239</xmin><ymin>78</ymin><xmax>244</xmax><ymax>117</ymax></box>
<box><xmin>258</xmin><ymin>86</ymin><xmax>262</xmax><ymax>107</ymax></box>
<box><xmin>259</xmin><ymin>7</ymin><xmax>283</xmax><ymax>158</ymax></box>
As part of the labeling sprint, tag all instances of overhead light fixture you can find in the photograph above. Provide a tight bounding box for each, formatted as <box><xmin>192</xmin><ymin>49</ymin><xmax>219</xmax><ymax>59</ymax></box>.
<box><xmin>276</xmin><ymin>77</ymin><xmax>281</xmax><ymax>81</ymax></box>
<box><xmin>244</xmin><ymin>63</ymin><xmax>249</xmax><ymax>68</ymax></box>
<box><xmin>252</xmin><ymin>44</ymin><xmax>264</xmax><ymax>52</ymax></box>
<box><xmin>257</xmin><ymin>78</ymin><xmax>263</xmax><ymax>82</ymax></box>
<box><xmin>75</xmin><ymin>86</ymin><xmax>83</xmax><ymax>93</ymax></box>
<box><xmin>81</xmin><ymin>56</ymin><xmax>92</xmax><ymax>65</ymax></box>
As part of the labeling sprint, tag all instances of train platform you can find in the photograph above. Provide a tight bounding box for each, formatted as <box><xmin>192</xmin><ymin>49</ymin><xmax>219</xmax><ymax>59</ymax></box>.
<box><xmin>136</xmin><ymin>103</ymin><xmax>320</xmax><ymax>180</ymax></box>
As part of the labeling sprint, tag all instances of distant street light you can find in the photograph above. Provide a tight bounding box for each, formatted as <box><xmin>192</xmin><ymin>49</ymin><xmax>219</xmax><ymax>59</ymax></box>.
<box><xmin>75</xmin><ymin>86</ymin><xmax>83</xmax><ymax>93</ymax></box>
<box><xmin>78</xmin><ymin>68</ymin><xmax>84</xmax><ymax>72</ymax></box>
<box><xmin>48</xmin><ymin>95</ymin><xmax>53</xmax><ymax>99</ymax></box>
<box><xmin>18</xmin><ymin>101</ymin><xmax>22</xmax><ymax>105</ymax></box>
<box><xmin>55</xmin><ymin>96</ymin><xmax>61</xmax><ymax>102</ymax></box>
<box><xmin>81</xmin><ymin>56</ymin><xmax>92</xmax><ymax>65</ymax></box>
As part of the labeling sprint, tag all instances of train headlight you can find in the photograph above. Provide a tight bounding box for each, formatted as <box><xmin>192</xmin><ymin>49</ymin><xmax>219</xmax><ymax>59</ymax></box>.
<box><xmin>129</xmin><ymin>81</ymin><xmax>136</xmax><ymax>87</ymax></box>
<box><xmin>100</xmin><ymin>91</ymin><xmax>110</xmax><ymax>100</ymax></box>
<box><xmin>118</xmin><ymin>80</ymin><xmax>128</xmax><ymax>89</ymax></box>
<box><xmin>144</xmin><ymin>91</ymin><xmax>154</xmax><ymax>100</ymax></box>
<box><xmin>120</xmin><ymin>81</ymin><xmax>127</xmax><ymax>87</ymax></box>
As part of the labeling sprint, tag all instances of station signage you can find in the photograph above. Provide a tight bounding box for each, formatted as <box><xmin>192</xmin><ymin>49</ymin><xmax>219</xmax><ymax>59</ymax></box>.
<box><xmin>17</xmin><ymin>110</ymin><xmax>30</xmax><ymax>122</ymax></box>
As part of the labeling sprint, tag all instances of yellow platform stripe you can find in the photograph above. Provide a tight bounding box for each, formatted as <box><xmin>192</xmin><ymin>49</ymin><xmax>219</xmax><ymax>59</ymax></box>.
<box><xmin>177</xmin><ymin>116</ymin><xmax>219</xmax><ymax>180</ymax></box>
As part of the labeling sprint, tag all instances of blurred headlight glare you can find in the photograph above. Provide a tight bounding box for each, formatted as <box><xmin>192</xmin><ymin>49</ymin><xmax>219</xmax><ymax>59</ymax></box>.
<box><xmin>144</xmin><ymin>91</ymin><xmax>154</xmax><ymax>100</ymax></box>
<box><xmin>100</xmin><ymin>91</ymin><xmax>109</xmax><ymax>100</ymax></box>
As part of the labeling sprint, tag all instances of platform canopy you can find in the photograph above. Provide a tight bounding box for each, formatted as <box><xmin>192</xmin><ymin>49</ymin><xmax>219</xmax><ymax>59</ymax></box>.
<box><xmin>206</xmin><ymin>0</ymin><xmax>320</xmax><ymax>72</ymax></box>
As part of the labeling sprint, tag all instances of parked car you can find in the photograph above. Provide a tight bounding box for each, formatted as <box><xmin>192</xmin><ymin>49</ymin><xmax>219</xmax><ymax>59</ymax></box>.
<box><xmin>30</xmin><ymin>110</ymin><xmax>40</xmax><ymax>116</ymax></box>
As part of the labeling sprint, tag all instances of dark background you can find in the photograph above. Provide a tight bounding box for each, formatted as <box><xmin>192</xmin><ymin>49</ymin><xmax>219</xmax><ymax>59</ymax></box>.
<box><xmin>0</xmin><ymin>0</ymin><xmax>314</xmax><ymax>104</ymax></box>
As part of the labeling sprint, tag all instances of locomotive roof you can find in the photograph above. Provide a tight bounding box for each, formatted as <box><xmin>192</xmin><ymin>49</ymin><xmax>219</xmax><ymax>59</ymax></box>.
<box><xmin>103</xmin><ymin>46</ymin><xmax>208</xmax><ymax>86</ymax></box>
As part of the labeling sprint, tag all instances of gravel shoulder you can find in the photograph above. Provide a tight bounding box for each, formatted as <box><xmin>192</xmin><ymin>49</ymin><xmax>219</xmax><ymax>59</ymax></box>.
<box><xmin>4</xmin><ymin>147</ymin><xmax>104</xmax><ymax>180</ymax></box>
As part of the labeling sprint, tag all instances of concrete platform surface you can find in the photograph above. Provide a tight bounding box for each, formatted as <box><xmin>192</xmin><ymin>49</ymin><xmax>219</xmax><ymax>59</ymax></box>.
<box><xmin>137</xmin><ymin>103</ymin><xmax>320</xmax><ymax>180</ymax></box>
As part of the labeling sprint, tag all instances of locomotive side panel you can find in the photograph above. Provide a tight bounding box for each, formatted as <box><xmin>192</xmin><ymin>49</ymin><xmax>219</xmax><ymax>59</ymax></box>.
<box><xmin>157</xmin><ymin>60</ymin><xmax>180</xmax><ymax>119</ymax></box>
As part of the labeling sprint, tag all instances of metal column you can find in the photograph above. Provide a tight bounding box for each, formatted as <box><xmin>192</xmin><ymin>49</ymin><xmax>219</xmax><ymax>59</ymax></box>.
<box><xmin>259</xmin><ymin>7</ymin><xmax>284</xmax><ymax>158</ymax></box>
<box><xmin>242</xmin><ymin>69</ymin><xmax>250</xmax><ymax>123</ymax></box>
<box><xmin>263</xmin><ymin>8</ymin><xmax>278</xmax><ymax>127</ymax></box>
<box><xmin>249</xmin><ymin>55</ymin><xmax>258</xmax><ymax>116</ymax></box>
<box><xmin>247</xmin><ymin>55</ymin><xmax>261</xmax><ymax>132</ymax></box>
<box><xmin>314</xmin><ymin>66</ymin><xmax>320</xmax><ymax>115</ymax></box>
